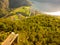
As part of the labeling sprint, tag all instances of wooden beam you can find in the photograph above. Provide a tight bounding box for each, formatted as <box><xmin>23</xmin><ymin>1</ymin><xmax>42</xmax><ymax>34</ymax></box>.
<box><xmin>1</xmin><ymin>32</ymin><xmax>18</xmax><ymax>45</ymax></box>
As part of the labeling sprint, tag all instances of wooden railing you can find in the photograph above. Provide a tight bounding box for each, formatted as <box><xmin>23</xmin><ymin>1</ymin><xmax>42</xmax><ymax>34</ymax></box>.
<box><xmin>1</xmin><ymin>32</ymin><xmax>18</xmax><ymax>45</ymax></box>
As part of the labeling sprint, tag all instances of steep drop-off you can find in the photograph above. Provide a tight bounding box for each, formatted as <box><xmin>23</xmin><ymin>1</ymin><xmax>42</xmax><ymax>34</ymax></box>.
<box><xmin>9</xmin><ymin>0</ymin><xmax>31</xmax><ymax>8</ymax></box>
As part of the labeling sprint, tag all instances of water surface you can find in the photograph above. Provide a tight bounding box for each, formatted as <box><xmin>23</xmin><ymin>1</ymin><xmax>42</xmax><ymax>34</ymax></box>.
<box><xmin>30</xmin><ymin>0</ymin><xmax>60</xmax><ymax>12</ymax></box>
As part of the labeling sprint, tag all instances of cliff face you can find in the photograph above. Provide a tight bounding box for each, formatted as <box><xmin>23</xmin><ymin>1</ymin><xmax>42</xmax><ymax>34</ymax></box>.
<box><xmin>9</xmin><ymin>0</ymin><xmax>31</xmax><ymax>9</ymax></box>
<box><xmin>0</xmin><ymin>0</ymin><xmax>31</xmax><ymax>9</ymax></box>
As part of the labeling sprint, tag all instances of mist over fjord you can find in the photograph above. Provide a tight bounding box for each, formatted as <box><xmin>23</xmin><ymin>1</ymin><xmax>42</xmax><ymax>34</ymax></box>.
<box><xmin>30</xmin><ymin>0</ymin><xmax>60</xmax><ymax>12</ymax></box>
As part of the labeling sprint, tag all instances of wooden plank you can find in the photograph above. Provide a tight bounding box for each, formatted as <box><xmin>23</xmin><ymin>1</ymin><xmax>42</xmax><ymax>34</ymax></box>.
<box><xmin>10</xmin><ymin>34</ymin><xmax>18</xmax><ymax>45</ymax></box>
<box><xmin>1</xmin><ymin>32</ymin><xmax>18</xmax><ymax>45</ymax></box>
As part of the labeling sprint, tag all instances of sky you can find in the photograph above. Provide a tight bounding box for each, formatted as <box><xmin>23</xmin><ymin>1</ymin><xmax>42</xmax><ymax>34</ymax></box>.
<box><xmin>30</xmin><ymin>0</ymin><xmax>60</xmax><ymax>12</ymax></box>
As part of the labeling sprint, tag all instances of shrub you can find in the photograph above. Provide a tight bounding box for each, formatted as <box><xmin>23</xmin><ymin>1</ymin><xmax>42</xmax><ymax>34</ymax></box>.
<box><xmin>0</xmin><ymin>14</ymin><xmax>60</xmax><ymax>45</ymax></box>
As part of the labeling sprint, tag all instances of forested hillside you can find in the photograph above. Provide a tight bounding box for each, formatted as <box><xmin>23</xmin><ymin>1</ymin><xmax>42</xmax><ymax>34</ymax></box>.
<box><xmin>0</xmin><ymin>13</ymin><xmax>60</xmax><ymax>45</ymax></box>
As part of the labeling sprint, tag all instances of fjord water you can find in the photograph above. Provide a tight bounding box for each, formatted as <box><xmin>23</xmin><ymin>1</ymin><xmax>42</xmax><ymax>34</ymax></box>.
<box><xmin>30</xmin><ymin>0</ymin><xmax>60</xmax><ymax>12</ymax></box>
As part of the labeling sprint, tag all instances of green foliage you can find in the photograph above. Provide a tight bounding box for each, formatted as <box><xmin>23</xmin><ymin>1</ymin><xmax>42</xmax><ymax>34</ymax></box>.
<box><xmin>0</xmin><ymin>8</ymin><xmax>9</xmax><ymax>18</ymax></box>
<box><xmin>0</xmin><ymin>0</ymin><xmax>60</xmax><ymax>45</ymax></box>
<box><xmin>0</xmin><ymin>14</ymin><xmax>60</xmax><ymax>45</ymax></box>
<box><xmin>17</xmin><ymin>15</ymin><xmax>60</xmax><ymax>45</ymax></box>
<box><xmin>10</xmin><ymin>6</ymin><xmax>31</xmax><ymax>17</ymax></box>
<box><xmin>0</xmin><ymin>32</ymin><xmax>10</xmax><ymax>45</ymax></box>
<box><xmin>2</xmin><ymin>1</ymin><xmax>60</xmax><ymax>45</ymax></box>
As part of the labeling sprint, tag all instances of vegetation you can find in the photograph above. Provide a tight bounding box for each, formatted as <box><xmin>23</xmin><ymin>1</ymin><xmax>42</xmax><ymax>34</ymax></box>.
<box><xmin>0</xmin><ymin>12</ymin><xmax>60</xmax><ymax>45</ymax></box>
<box><xmin>10</xmin><ymin>6</ymin><xmax>31</xmax><ymax>17</ymax></box>
<box><xmin>0</xmin><ymin>1</ymin><xmax>60</xmax><ymax>44</ymax></box>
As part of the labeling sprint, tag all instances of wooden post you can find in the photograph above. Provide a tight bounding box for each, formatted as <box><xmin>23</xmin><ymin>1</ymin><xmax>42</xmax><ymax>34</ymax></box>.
<box><xmin>1</xmin><ymin>32</ymin><xmax>18</xmax><ymax>45</ymax></box>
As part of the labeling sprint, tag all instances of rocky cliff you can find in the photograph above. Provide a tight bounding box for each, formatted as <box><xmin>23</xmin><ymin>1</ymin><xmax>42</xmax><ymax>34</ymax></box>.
<box><xmin>9</xmin><ymin>0</ymin><xmax>31</xmax><ymax>9</ymax></box>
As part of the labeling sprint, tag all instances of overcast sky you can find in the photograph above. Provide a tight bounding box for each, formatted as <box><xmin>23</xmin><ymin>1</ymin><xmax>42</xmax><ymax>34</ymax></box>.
<box><xmin>30</xmin><ymin>0</ymin><xmax>60</xmax><ymax>12</ymax></box>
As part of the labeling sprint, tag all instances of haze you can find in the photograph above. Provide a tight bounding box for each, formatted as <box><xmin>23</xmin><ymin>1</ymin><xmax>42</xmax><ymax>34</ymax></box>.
<box><xmin>30</xmin><ymin>0</ymin><xmax>60</xmax><ymax>12</ymax></box>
